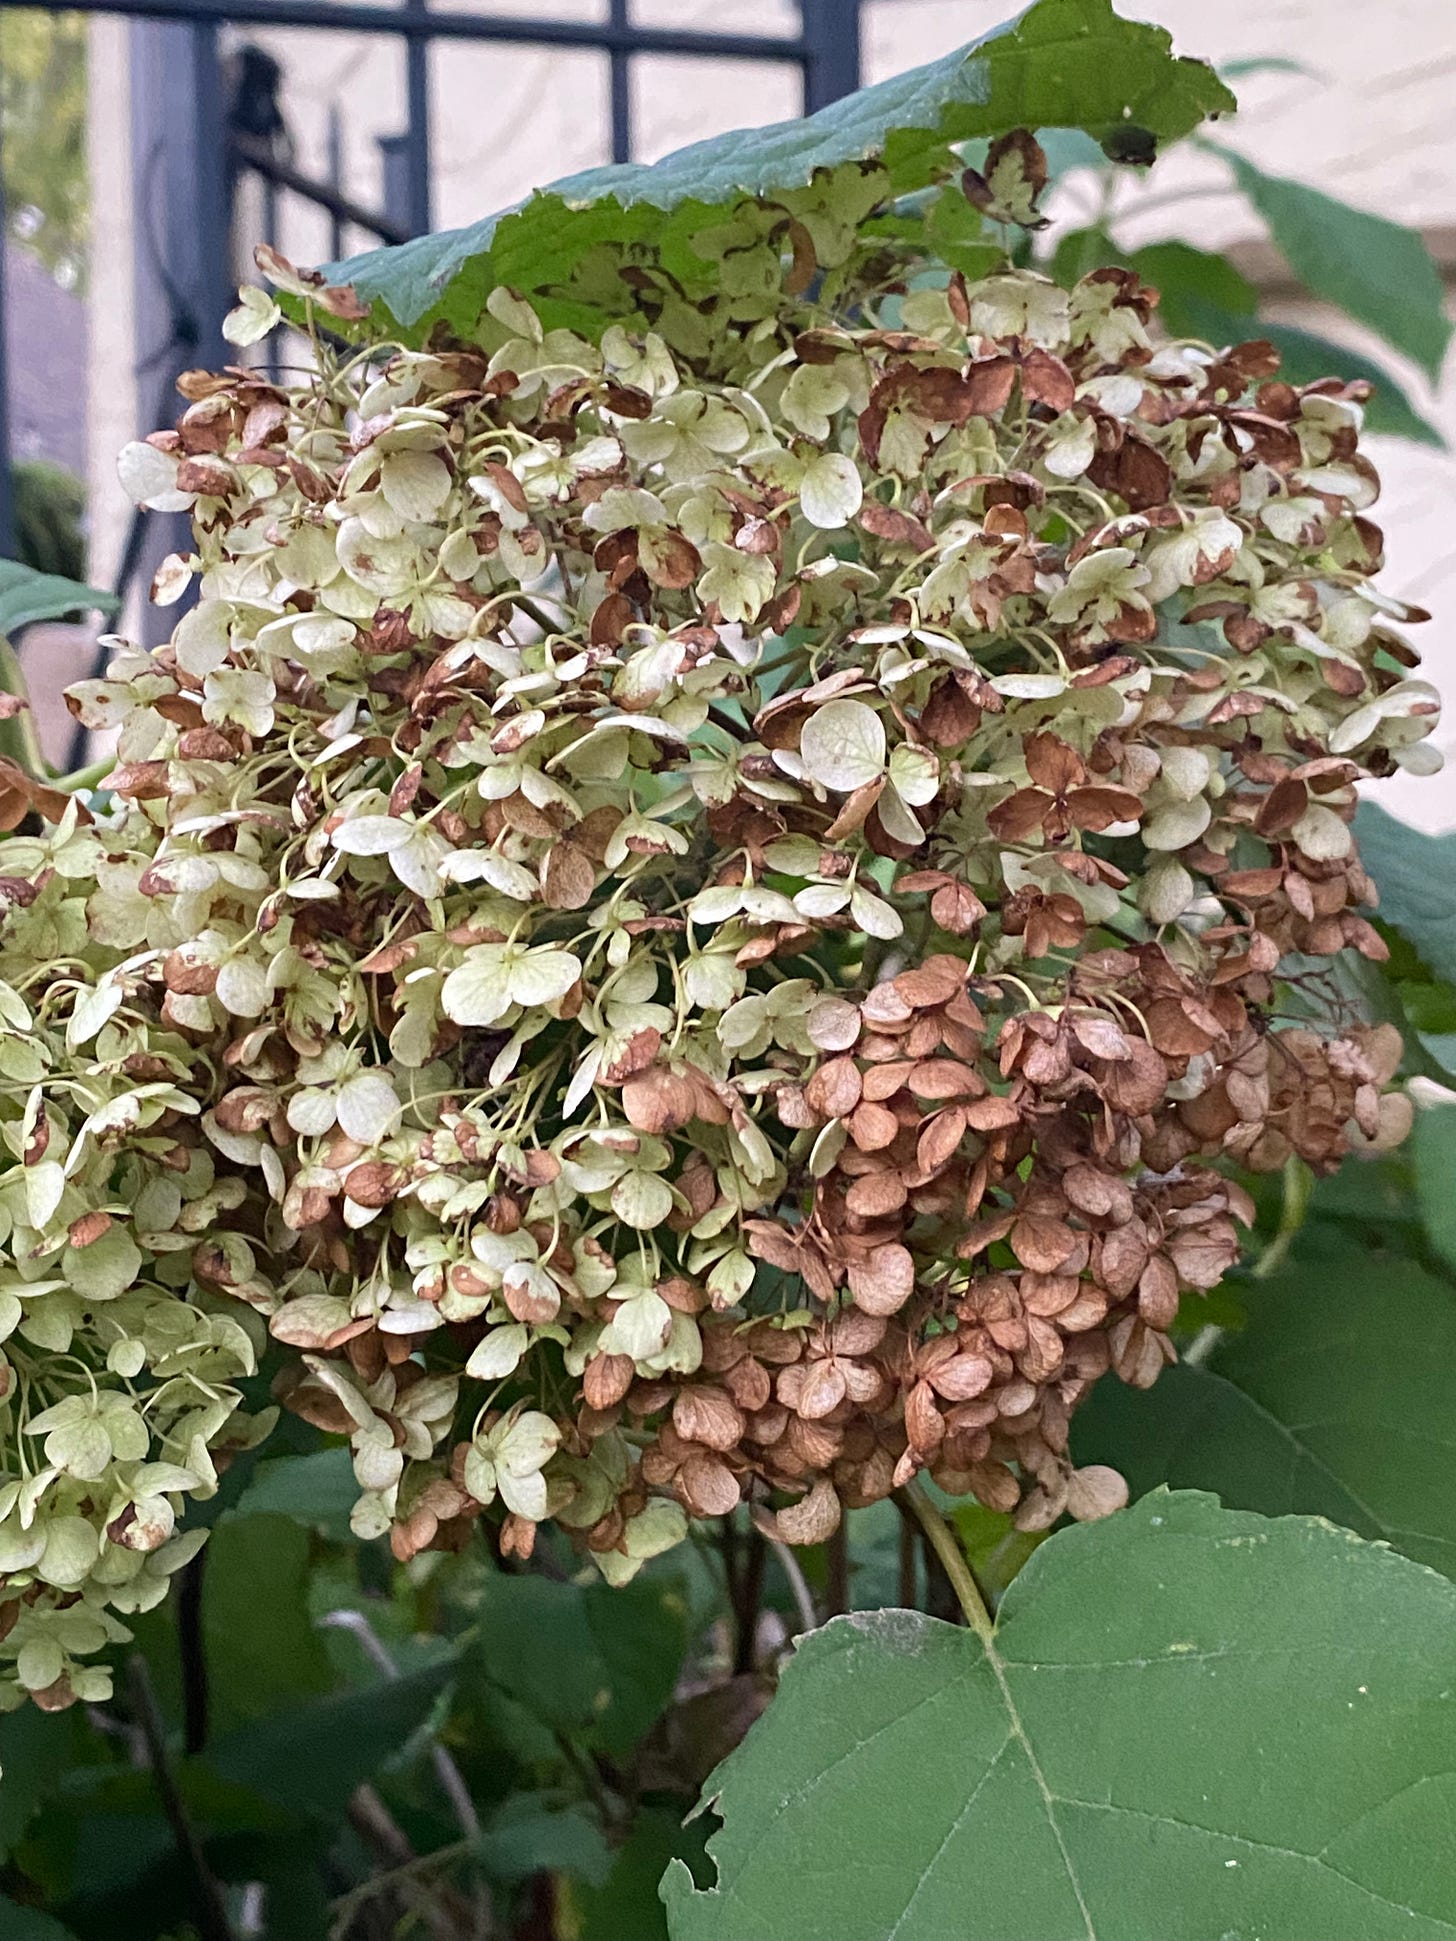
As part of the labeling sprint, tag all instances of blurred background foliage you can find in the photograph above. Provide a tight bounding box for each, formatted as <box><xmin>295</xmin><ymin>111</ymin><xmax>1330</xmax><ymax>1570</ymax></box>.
<box><xmin>1</xmin><ymin>9</ymin><xmax>88</xmax><ymax>289</ymax></box>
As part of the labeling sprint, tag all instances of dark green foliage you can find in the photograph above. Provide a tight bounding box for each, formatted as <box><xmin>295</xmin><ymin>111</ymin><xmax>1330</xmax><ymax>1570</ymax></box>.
<box><xmin>12</xmin><ymin>462</ymin><xmax>87</xmax><ymax>586</ymax></box>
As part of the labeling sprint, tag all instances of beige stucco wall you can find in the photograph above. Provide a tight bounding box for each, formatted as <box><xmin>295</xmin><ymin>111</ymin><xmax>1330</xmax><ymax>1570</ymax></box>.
<box><xmin>87</xmin><ymin>0</ymin><xmax>1456</xmax><ymax>823</ymax></box>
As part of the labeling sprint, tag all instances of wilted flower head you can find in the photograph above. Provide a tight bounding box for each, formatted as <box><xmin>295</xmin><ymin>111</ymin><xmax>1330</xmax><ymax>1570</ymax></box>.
<box><xmin>0</xmin><ymin>129</ymin><xmax>1432</xmax><ymax>1705</ymax></box>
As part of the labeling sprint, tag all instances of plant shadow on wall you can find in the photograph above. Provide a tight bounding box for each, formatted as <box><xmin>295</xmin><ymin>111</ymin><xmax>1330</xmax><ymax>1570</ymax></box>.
<box><xmin>2</xmin><ymin>3</ymin><xmax>1456</xmax><ymax>1937</ymax></box>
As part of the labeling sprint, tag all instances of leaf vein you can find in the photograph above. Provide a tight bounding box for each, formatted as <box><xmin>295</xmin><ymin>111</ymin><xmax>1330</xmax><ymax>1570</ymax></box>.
<box><xmin>882</xmin><ymin>1735</ymin><xmax>1015</xmax><ymax>1941</ymax></box>
<box><xmin>1050</xmin><ymin>1794</ymin><xmax>1456</xmax><ymax>1931</ymax></box>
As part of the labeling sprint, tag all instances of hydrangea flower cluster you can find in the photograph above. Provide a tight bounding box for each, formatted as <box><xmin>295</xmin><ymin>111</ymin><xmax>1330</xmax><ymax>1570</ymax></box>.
<box><xmin>0</xmin><ymin>136</ymin><xmax>1433</xmax><ymax>1707</ymax></box>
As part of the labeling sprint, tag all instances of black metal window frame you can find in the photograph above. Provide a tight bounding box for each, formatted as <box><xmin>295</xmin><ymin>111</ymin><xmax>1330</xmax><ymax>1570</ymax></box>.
<box><xmin>40</xmin><ymin>0</ymin><xmax>862</xmax><ymax>222</ymax></box>
<box><xmin>0</xmin><ymin>0</ymin><xmax>862</xmax><ymax>571</ymax></box>
<box><xmin>0</xmin><ymin>0</ymin><xmax>861</xmax><ymax>467</ymax></box>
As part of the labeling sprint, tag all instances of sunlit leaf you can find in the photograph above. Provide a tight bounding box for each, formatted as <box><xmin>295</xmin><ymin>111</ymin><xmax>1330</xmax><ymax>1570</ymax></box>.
<box><xmin>322</xmin><ymin>0</ymin><xmax>1233</xmax><ymax>333</ymax></box>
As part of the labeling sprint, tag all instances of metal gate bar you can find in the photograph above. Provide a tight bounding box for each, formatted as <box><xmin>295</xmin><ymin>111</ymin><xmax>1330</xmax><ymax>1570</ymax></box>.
<box><xmin>0</xmin><ymin>0</ymin><xmax>818</xmax><ymax>58</ymax></box>
<box><xmin>0</xmin><ymin>0</ymin><xmax>861</xmax><ymax>633</ymax></box>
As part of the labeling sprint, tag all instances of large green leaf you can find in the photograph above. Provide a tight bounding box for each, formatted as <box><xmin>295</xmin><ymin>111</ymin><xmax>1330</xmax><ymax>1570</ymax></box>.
<box><xmin>231</xmin><ymin>1446</ymin><xmax>358</xmax><ymax>1539</ymax></box>
<box><xmin>202</xmin><ymin>1512</ymin><xmax>334</xmax><ymax>1733</ymax></box>
<box><xmin>576</xmin><ymin>1808</ymin><xmax>710</xmax><ymax>1941</ymax></box>
<box><xmin>326</xmin><ymin>0</ymin><xmax>1233</xmax><ymax>333</ymax></box>
<box><xmin>0</xmin><ymin>558</ymin><xmax>116</xmax><ymax>637</ymax></box>
<box><xmin>1074</xmin><ymin>1361</ymin><xmax>1376</xmax><ymax>1526</ymax></box>
<box><xmin>1209</xmin><ymin>143</ymin><xmax>1452</xmax><ymax>382</ymax></box>
<box><xmin>0</xmin><ymin>1709</ymin><xmax>90</xmax><ymax>1860</ymax></box>
<box><xmin>1355</xmin><ymin>801</ymin><xmax>1456</xmax><ymax>975</ymax></box>
<box><xmin>202</xmin><ymin>1658</ymin><xmax>455</xmax><ymax>1814</ymax></box>
<box><xmin>1074</xmin><ymin>1285</ymin><xmax>1447</xmax><ymax>1569</ymax></box>
<box><xmin>1413</xmin><ymin>1107</ymin><xmax>1456</xmax><ymax>1279</ymax></box>
<box><xmin>474</xmin><ymin>1793</ymin><xmax>613</xmax><ymax>1887</ymax></box>
<box><xmin>10</xmin><ymin>1760</ymin><xmax>290</xmax><ymax>1916</ymax></box>
<box><xmin>663</xmin><ymin>1493</ymin><xmax>1456</xmax><ymax>1940</ymax></box>
<box><xmin>1076</xmin><ymin>1224</ymin><xmax>1456</xmax><ymax>1577</ymax></box>
<box><xmin>1126</xmin><ymin>239</ymin><xmax>1257</xmax><ymax>325</ymax></box>
<box><xmin>470</xmin><ymin>1571</ymin><xmax>688</xmax><ymax>1761</ymax></box>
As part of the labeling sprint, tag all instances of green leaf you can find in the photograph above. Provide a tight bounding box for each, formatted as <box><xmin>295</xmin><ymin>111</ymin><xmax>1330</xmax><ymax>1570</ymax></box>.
<box><xmin>1335</xmin><ymin>916</ymin><xmax>1456</xmax><ymax>1088</ymax></box>
<box><xmin>1047</xmin><ymin>223</ymin><xmax>1117</xmax><ymax>287</ymax></box>
<box><xmin>1125</xmin><ymin>240</ymin><xmax>1258</xmax><ymax>332</ymax></box>
<box><xmin>663</xmin><ymin>1493</ymin><xmax>1456</xmax><ymax>1940</ymax></box>
<box><xmin>217</xmin><ymin>1841</ymin><xmax>332</xmax><ymax>1941</ymax></box>
<box><xmin>325</xmin><ymin>0</ymin><xmax>1233</xmax><ymax>332</ymax></box>
<box><xmin>1075</xmin><ymin>1234</ymin><xmax>1456</xmax><ymax>1578</ymax></box>
<box><xmin>1035</xmin><ymin>127</ymin><xmax>1111</xmax><ymax>179</ymax></box>
<box><xmin>0</xmin><ymin>1707</ymin><xmax>89</xmax><ymax>1859</ymax></box>
<box><xmin>1303</xmin><ymin>1150</ymin><xmax>1428</xmax><ymax>1243</ymax></box>
<box><xmin>1208</xmin><ymin>142</ymin><xmax>1452</xmax><ymax>381</ymax></box>
<box><xmin>1414</xmin><ymin>1107</ymin><xmax>1456</xmax><ymax>1279</ymax></box>
<box><xmin>232</xmin><ymin>1447</ymin><xmax>358</xmax><ymax>1539</ymax></box>
<box><xmin>11</xmin><ymin>1759</ymin><xmax>290</xmax><ymax>1911</ymax></box>
<box><xmin>1355</xmin><ymin>801</ymin><xmax>1456</xmax><ymax>973</ymax></box>
<box><xmin>202</xmin><ymin>1512</ymin><xmax>334</xmax><ymax>1733</ymax></box>
<box><xmin>0</xmin><ymin>558</ymin><xmax>117</xmax><ymax>637</ymax></box>
<box><xmin>202</xmin><ymin>1658</ymin><xmax>455</xmax><ymax>1814</ymax></box>
<box><xmin>949</xmin><ymin>1497</ymin><xmax>1047</xmax><ymax>1605</ymax></box>
<box><xmin>470</xmin><ymin>1572</ymin><xmax>688</xmax><ymax>1761</ymax></box>
<box><xmin>0</xmin><ymin>1902</ymin><xmax>78</xmax><ymax>1939</ymax></box>
<box><xmin>575</xmin><ymin>1807</ymin><xmax>710</xmax><ymax>1941</ymax></box>
<box><xmin>920</xmin><ymin>186</ymin><xmax>1004</xmax><ymax>279</ymax></box>
<box><xmin>1074</xmin><ymin>1361</ymin><xmax>1375</xmax><ymax>1526</ymax></box>
<box><xmin>475</xmin><ymin>1794</ymin><xmax>613</xmax><ymax>1887</ymax></box>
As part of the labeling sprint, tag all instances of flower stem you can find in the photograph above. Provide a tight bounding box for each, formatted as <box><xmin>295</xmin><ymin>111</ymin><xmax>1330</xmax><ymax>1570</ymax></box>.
<box><xmin>897</xmin><ymin>1480</ymin><xmax>994</xmax><ymax>1642</ymax></box>
<box><xmin>54</xmin><ymin>754</ymin><xmax>114</xmax><ymax>794</ymax></box>
<box><xmin>1251</xmin><ymin>1154</ymin><xmax>1313</xmax><ymax>1282</ymax></box>
<box><xmin>1189</xmin><ymin>1155</ymin><xmax>1313</xmax><ymax>1368</ymax></box>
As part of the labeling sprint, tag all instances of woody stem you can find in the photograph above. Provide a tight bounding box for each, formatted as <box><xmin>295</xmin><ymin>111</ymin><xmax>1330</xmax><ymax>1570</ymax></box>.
<box><xmin>897</xmin><ymin>1481</ymin><xmax>994</xmax><ymax>1643</ymax></box>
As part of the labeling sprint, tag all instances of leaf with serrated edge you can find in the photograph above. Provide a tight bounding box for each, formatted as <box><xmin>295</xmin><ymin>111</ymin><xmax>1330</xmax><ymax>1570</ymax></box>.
<box><xmin>664</xmin><ymin>1492</ymin><xmax>1456</xmax><ymax>1941</ymax></box>
<box><xmin>318</xmin><ymin>0</ymin><xmax>1233</xmax><ymax>334</ymax></box>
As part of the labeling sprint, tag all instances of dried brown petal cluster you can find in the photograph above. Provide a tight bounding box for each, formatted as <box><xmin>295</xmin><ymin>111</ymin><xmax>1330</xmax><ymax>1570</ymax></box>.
<box><xmin>0</xmin><ymin>135</ymin><xmax>1432</xmax><ymax>1703</ymax></box>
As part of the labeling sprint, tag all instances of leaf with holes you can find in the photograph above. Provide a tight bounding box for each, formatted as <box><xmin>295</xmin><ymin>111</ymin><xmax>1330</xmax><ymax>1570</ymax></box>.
<box><xmin>663</xmin><ymin>1492</ymin><xmax>1456</xmax><ymax>1940</ymax></box>
<box><xmin>321</xmin><ymin>0</ymin><xmax>1232</xmax><ymax>334</ymax></box>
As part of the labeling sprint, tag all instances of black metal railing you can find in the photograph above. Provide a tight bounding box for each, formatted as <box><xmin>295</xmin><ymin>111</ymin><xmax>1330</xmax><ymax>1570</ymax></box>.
<box><xmin>0</xmin><ymin>0</ymin><xmax>862</xmax><ymax>624</ymax></box>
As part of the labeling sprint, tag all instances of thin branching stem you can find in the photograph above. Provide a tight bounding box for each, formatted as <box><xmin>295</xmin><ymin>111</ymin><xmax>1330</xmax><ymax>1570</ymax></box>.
<box><xmin>126</xmin><ymin>1653</ymin><xmax>239</xmax><ymax>1941</ymax></box>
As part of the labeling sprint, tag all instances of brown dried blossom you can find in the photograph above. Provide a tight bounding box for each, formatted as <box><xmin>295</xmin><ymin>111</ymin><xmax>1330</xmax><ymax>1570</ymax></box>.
<box><xmin>0</xmin><ymin>129</ymin><xmax>1433</xmax><ymax>1708</ymax></box>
